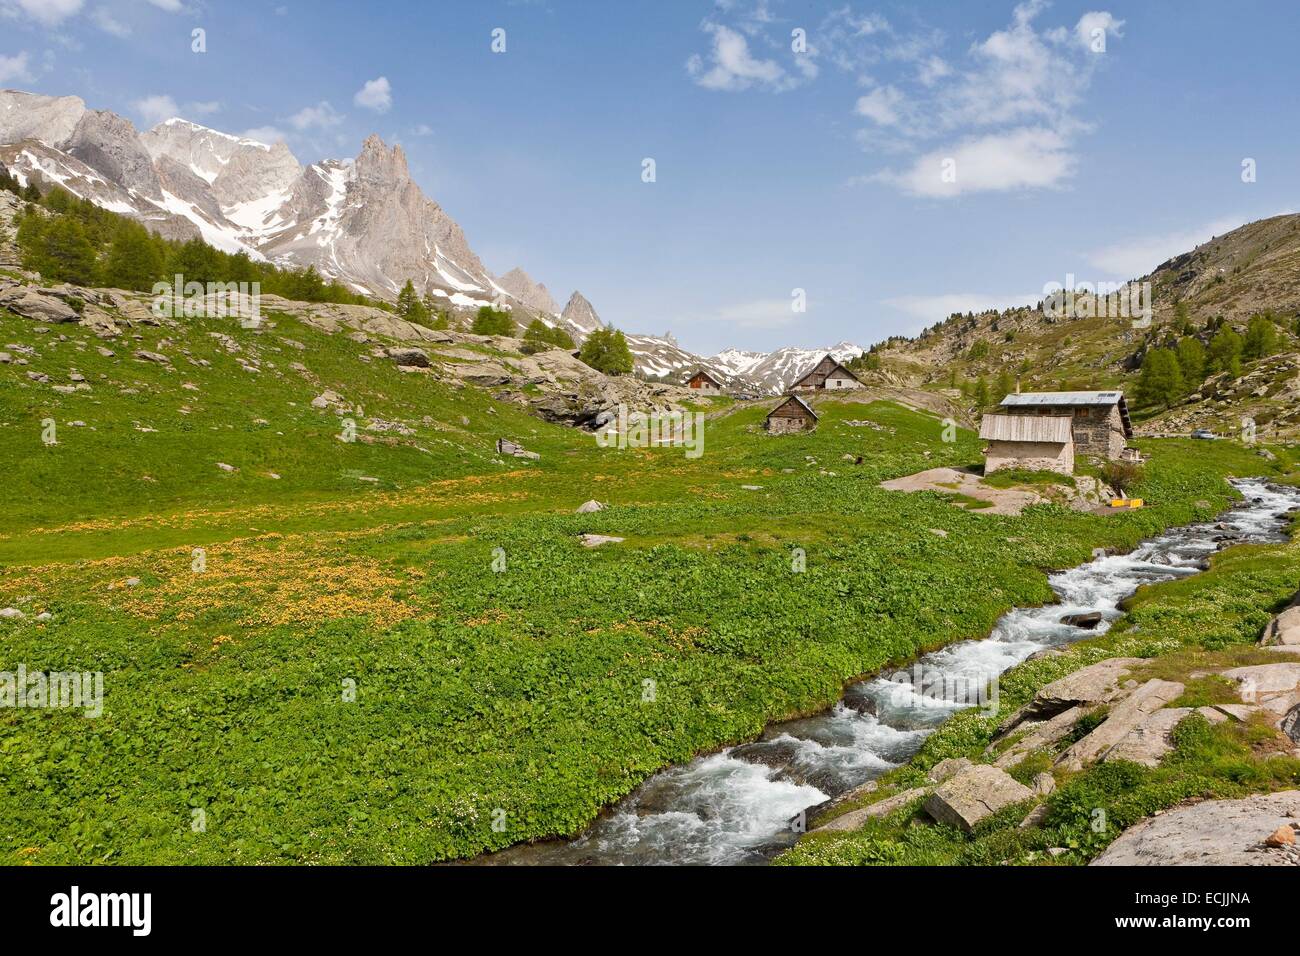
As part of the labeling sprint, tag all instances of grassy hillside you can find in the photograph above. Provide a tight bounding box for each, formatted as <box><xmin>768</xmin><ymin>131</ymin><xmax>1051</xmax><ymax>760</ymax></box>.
<box><xmin>870</xmin><ymin>213</ymin><xmax>1300</xmax><ymax>440</ymax></box>
<box><xmin>2</xmin><ymin>284</ymin><xmax>1295</xmax><ymax>862</ymax></box>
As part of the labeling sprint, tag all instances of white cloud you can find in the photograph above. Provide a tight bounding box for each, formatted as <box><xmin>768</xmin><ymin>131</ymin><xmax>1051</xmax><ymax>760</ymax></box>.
<box><xmin>1085</xmin><ymin>216</ymin><xmax>1247</xmax><ymax>279</ymax></box>
<box><xmin>853</xmin><ymin>4</ymin><xmax>1122</xmax><ymax>197</ymax></box>
<box><xmin>873</xmin><ymin>127</ymin><xmax>1074</xmax><ymax>198</ymax></box>
<box><xmin>917</xmin><ymin>56</ymin><xmax>950</xmax><ymax>86</ymax></box>
<box><xmin>5</xmin><ymin>0</ymin><xmax>84</xmax><ymax>25</ymax></box>
<box><xmin>145</xmin><ymin>0</ymin><xmax>183</xmax><ymax>11</ymax></box>
<box><xmin>353</xmin><ymin>76</ymin><xmax>392</xmax><ymax>113</ymax></box>
<box><xmin>91</xmin><ymin>6</ymin><xmax>129</xmax><ymax>36</ymax></box>
<box><xmin>687</xmin><ymin>23</ymin><xmax>794</xmax><ymax>92</ymax></box>
<box><xmin>885</xmin><ymin>291</ymin><xmax>1041</xmax><ymax>327</ymax></box>
<box><xmin>690</xmin><ymin>298</ymin><xmax>802</xmax><ymax>330</ymax></box>
<box><xmin>411</xmin><ymin>123</ymin><xmax>433</xmax><ymax>136</ymax></box>
<box><xmin>132</xmin><ymin>93</ymin><xmax>179</xmax><ymax>127</ymax></box>
<box><xmin>855</xmin><ymin>85</ymin><xmax>903</xmax><ymax>125</ymax></box>
<box><xmin>288</xmin><ymin>101</ymin><xmax>343</xmax><ymax>130</ymax></box>
<box><xmin>0</xmin><ymin>51</ymin><xmax>33</xmax><ymax>84</ymax></box>
<box><xmin>241</xmin><ymin>125</ymin><xmax>286</xmax><ymax>146</ymax></box>
<box><xmin>1075</xmin><ymin>11</ymin><xmax>1124</xmax><ymax>51</ymax></box>
<box><xmin>188</xmin><ymin>100</ymin><xmax>220</xmax><ymax>116</ymax></box>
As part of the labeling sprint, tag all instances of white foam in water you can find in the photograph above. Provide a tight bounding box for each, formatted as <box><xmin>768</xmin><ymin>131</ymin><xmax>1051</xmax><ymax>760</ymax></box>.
<box><xmin>491</xmin><ymin>479</ymin><xmax>1299</xmax><ymax>866</ymax></box>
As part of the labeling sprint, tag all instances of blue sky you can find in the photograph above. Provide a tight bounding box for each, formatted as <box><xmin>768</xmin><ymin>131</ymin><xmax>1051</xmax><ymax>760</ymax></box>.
<box><xmin>2</xmin><ymin>0</ymin><xmax>1299</xmax><ymax>356</ymax></box>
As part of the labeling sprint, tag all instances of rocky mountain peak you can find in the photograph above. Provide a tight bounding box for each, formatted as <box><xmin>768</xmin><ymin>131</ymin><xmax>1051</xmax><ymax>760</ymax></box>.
<box><xmin>356</xmin><ymin>134</ymin><xmax>408</xmax><ymax>185</ymax></box>
<box><xmin>498</xmin><ymin>267</ymin><xmax>559</xmax><ymax>315</ymax></box>
<box><xmin>66</xmin><ymin>108</ymin><xmax>163</xmax><ymax>202</ymax></box>
<box><xmin>0</xmin><ymin>89</ymin><xmax>86</xmax><ymax>145</ymax></box>
<box><xmin>560</xmin><ymin>291</ymin><xmax>603</xmax><ymax>334</ymax></box>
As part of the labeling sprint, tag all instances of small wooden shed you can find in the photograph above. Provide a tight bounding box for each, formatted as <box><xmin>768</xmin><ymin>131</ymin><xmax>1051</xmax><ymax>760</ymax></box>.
<box><xmin>980</xmin><ymin>414</ymin><xmax>1074</xmax><ymax>475</ymax></box>
<box><xmin>765</xmin><ymin>395</ymin><xmax>819</xmax><ymax>434</ymax></box>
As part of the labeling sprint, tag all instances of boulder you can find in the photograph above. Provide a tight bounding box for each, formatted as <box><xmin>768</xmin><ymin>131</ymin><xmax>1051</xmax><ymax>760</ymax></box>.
<box><xmin>78</xmin><ymin>305</ymin><xmax>120</xmax><ymax>337</ymax></box>
<box><xmin>1060</xmin><ymin>611</ymin><xmax>1103</xmax><ymax>629</ymax></box>
<box><xmin>310</xmin><ymin>390</ymin><xmax>346</xmax><ymax>410</ymax></box>
<box><xmin>923</xmin><ymin>765</ymin><xmax>1034</xmax><ymax>832</ymax></box>
<box><xmin>1092</xmin><ymin>791</ymin><xmax>1300</xmax><ymax>866</ymax></box>
<box><xmin>133</xmin><ymin>349</ymin><xmax>169</xmax><ymax>364</ymax></box>
<box><xmin>1263</xmin><ymin>603</ymin><xmax>1300</xmax><ymax>646</ymax></box>
<box><xmin>1212</xmin><ymin>703</ymin><xmax>1260</xmax><ymax>721</ymax></box>
<box><xmin>1014</xmin><ymin>658</ymin><xmax>1143</xmax><ymax>724</ymax></box>
<box><xmin>496</xmin><ymin>438</ymin><xmax>540</xmax><ymax>460</ymax></box>
<box><xmin>1195</xmin><ymin>705</ymin><xmax>1229</xmax><ymax>725</ymax></box>
<box><xmin>839</xmin><ymin>685</ymin><xmax>877</xmax><ymax>717</ymax></box>
<box><xmin>993</xmin><ymin>704</ymin><xmax>1087</xmax><ymax>769</ymax></box>
<box><xmin>926</xmin><ymin>757</ymin><xmax>973</xmax><ymax>784</ymax></box>
<box><xmin>385</xmin><ymin>346</ymin><xmax>430</xmax><ymax>368</ymax></box>
<box><xmin>0</xmin><ymin>607</ymin><xmax>24</xmax><ymax>620</ymax></box>
<box><xmin>1018</xmin><ymin>803</ymin><xmax>1051</xmax><ymax>829</ymax></box>
<box><xmin>1265</xmin><ymin>825</ymin><xmax>1297</xmax><ymax>847</ymax></box>
<box><xmin>7</xmin><ymin>290</ymin><xmax>78</xmax><ymax>323</ymax></box>
<box><xmin>1103</xmin><ymin>707</ymin><xmax>1192</xmax><ymax>767</ymax></box>
<box><xmin>580</xmin><ymin>534</ymin><xmax>624</xmax><ymax>548</ymax></box>
<box><xmin>1056</xmin><ymin>679</ymin><xmax>1185</xmax><ymax>770</ymax></box>
<box><xmin>1279</xmin><ymin>703</ymin><xmax>1300</xmax><ymax>744</ymax></box>
<box><xmin>1031</xmin><ymin>772</ymin><xmax>1056</xmax><ymax>796</ymax></box>
<box><xmin>1222</xmin><ymin>663</ymin><xmax>1300</xmax><ymax>703</ymax></box>
<box><xmin>575</xmin><ymin>500</ymin><xmax>606</xmax><ymax>514</ymax></box>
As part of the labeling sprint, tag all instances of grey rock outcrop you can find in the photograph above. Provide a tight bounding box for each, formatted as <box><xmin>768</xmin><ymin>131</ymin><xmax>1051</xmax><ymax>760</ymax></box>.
<box><xmin>1103</xmin><ymin>707</ymin><xmax>1192</xmax><ymax>767</ymax></box>
<box><xmin>1093</xmin><ymin>791</ymin><xmax>1300</xmax><ymax>866</ymax></box>
<box><xmin>1263</xmin><ymin>598</ymin><xmax>1300</xmax><ymax>647</ymax></box>
<box><xmin>1056</xmin><ymin>679</ymin><xmax>1185</xmax><ymax>770</ymax></box>
<box><xmin>385</xmin><ymin>346</ymin><xmax>430</xmax><ymax>368</ymax></box>
<box><xmin>923</xmin><ymin>765</ymin><xmax>1034</xmax><ymax>832</ymax></box>
<box><xmin>2</xmin><ymin>288</ymin><xmax>78</xmax><ymax>323</ymax></box>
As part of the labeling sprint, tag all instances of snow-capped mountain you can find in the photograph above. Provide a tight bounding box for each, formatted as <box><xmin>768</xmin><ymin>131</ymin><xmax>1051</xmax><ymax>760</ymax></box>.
<box><xmin>711</xmin><ymin>347</ymin><xmax>767</xmax><ymax>377</ymax></box>
<box><xmin>0</xmin><ymin>88</ymin><xmax>864</xmax><ymax>391</ymax></box>
<box><xmin>0</xmin><ymin>90</ymin><xmax>505</xmax><ymax>309</ymax></box>
<box><xmin>732</xmin><ymin>341</ymin><xmax>865</xmax><ymax>393</ymax></box>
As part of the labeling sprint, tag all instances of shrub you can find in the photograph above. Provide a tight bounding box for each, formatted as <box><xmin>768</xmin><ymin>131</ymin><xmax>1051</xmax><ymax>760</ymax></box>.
<box><xmin>1100</xmin><ymin>460</ymin><xmax>1144</xmax><ymax>496</ymax></box>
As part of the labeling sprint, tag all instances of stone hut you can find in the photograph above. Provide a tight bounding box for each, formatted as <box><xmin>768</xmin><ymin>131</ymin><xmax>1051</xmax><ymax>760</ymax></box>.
<box><xmin>980</xmin><ymin>414</ymin><xmax>1075</xmax><ymax>475</ymax></box>
<box><xmin>998</xmin><ymin>391</ymin><xmax>1133</xmax><ymax>460</ymax></box>
<box><xmin>765</xmin><ymin>395</ymin><xmax>818</xmax><ymax>434</ymax></box>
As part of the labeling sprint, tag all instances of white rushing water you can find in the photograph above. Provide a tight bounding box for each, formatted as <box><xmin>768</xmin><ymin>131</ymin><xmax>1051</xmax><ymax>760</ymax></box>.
<box><xmin>485</xmin><ymin>480</ymin><xmax>1300</xmax><ymax>866</ymax></box>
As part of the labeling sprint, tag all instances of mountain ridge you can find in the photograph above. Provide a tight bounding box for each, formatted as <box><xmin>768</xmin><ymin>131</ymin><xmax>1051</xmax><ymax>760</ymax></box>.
<box><xmin>0</xmin><ymin>87</ymin><xmax>863</xmax><ymax>392</ymax></box>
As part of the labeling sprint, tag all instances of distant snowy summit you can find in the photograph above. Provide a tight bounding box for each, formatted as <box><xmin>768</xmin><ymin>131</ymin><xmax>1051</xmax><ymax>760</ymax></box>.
<box><xmin>0</xmin><ymin>88</ymin><xmax>862</xmax><ymax>391</ymax></box>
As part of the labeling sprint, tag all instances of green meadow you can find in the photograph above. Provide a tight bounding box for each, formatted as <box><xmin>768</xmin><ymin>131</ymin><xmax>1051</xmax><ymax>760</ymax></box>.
<box><xmin>1</xmin><ymin>302</ymin><xmax>1296</xmax><ymax>863</ymax></box>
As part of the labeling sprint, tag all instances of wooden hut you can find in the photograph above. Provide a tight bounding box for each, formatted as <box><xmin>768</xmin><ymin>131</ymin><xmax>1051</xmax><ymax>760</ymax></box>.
<box><xmin>765</xmin><ymin>395</ymin><xmax>819</xmax><ymax>434</ymax></box>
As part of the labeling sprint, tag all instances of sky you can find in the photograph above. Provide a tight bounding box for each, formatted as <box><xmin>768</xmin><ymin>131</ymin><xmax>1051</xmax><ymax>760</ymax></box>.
<box><xmin>2</xmin><ymin>0</ymin><xmax>1299</xmax><ymax>356</ymax></box>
